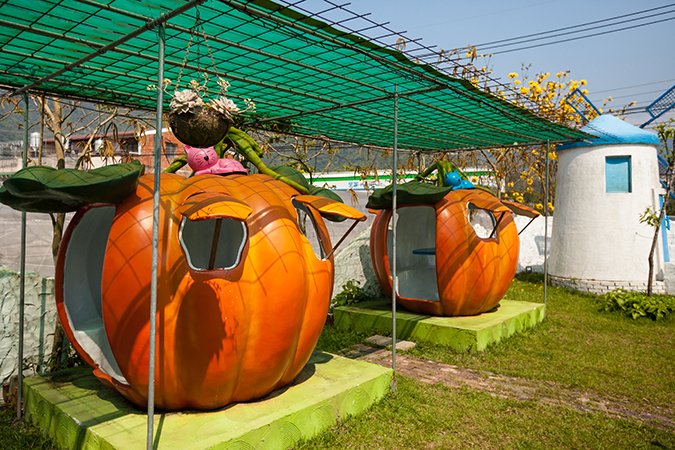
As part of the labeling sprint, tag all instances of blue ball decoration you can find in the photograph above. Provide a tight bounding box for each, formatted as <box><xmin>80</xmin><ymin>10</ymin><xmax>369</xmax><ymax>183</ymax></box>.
<box><xmin>444</xmin><ymin>170</ymin><xmax>475</xmax><ymax>190</ymax></box>
<box><xmin>444</xmin><ymin>170</ymin><xmax>462</xmax><ymax>187</ymax></box>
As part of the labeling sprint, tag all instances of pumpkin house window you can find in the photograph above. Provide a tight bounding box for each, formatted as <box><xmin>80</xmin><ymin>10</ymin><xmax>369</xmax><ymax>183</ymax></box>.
<box><xmin>605</xmin><ymin>156</ymin><xmax>632</xmax><ymax>193</ymax></box>
<box><xmin>179</xmin><ymin>217</ymin><xmax>246</xmax><ymax>270</ymax></box>
<box><xmin>293</xmin><ymin>200</ymin><xmax>326</xmax><ymax>260</ymax></box>
<box><xmin>467</xmin><ymin>203</ymin><xmax>497</xmax><ymax>239</ymax></box>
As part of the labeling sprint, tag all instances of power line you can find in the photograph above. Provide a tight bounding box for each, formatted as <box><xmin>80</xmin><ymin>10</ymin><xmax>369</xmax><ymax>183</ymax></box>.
<box><xmin>616</xmin><ymin>105</ymin><xmax>675</xmax><ymax>116</ymax></box>
<box><xmin>591</xmin><ymin>88</ymin><xmax>672</xmax><ymax>103</ymax></box>
<box><xmin>278</xmin><ymin>0</ymin><xmax>515</xmax><ymax>94</ymax></box>
<box><xmin>485</xmin><ymin>15</ymin><xmax>675</xmax><ymax>55</ymax></box>
<box><xmin>592</xmin><ymin>78</ymin><xmax>675</xmax><ymax>95</ymax></box>
<box><xmin>416</xmin><ymin>3</ymin><xmax>674</xmax><ymax>61</ymax></box>
<box><xmin>479</xmin><ymin>8</ymin><xmax>675</xmax><ymax>53</ymax></box>
<box><xmin>474</xmin><ymin>3</ymin><xmax>675</xmax><ymax>48</ymax></box>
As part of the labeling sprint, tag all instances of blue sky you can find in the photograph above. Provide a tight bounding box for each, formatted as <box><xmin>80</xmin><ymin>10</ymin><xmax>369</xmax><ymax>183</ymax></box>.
<box><xmin>303</xmin><ymin>0</ymin><xmax>675</xmax><ymax>126</ymax></box>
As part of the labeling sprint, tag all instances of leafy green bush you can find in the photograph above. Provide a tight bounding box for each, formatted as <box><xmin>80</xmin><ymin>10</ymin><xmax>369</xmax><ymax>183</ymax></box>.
<box><xmin>600</xmin><ymin>289</ymin><xmax>675</xmax><ymax>320</ymax></box>
<box><xmin>45</xmin><ymin>339</ymin><xmax>86</xmax><ymax>374</ymax></box>
<box><xmin>332</xmin><ymin>279</ymin><xmax>373</xmax><ymax>309</ymax></box>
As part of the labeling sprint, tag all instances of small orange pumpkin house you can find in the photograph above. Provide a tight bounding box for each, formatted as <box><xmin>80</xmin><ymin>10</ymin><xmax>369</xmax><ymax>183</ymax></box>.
<box><xmin>370</xmin><ymin>188</ymin><xmax>538</xmax><ymax>316</ymax></box>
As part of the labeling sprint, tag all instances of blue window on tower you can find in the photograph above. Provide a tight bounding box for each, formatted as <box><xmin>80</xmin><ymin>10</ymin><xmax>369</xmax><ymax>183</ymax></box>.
<box><xmin>605</xmin><ymin>156</ymin><xmax>632</xmax><ymax>193</ymax></box>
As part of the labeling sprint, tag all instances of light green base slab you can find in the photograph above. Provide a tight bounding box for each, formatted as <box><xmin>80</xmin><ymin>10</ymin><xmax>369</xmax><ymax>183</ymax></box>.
<box><xmin>334</xmin><ymin>299</ymin><xmax>545</xmax><ymax>352</ymax></box>
<box><xmin>23</xmin><ymin>351</ymin><xmax>392</xmax><ymax>450</ymax></box>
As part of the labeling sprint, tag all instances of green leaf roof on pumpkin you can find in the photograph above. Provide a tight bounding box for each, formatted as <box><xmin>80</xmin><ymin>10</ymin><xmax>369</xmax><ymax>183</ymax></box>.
<box><xmin>0</xmin><ymin>161</ymin><xmax>145</xmax><ymax>213</ymax></box>
<box><xmin>366</xmin><ymin>180</ymin><xmax>452</xmax><ymax>210</ymax></box>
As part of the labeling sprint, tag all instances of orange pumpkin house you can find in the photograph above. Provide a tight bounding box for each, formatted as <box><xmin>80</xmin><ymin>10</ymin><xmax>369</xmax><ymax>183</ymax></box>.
<box><xmin>55</xmin><ymin>172</ymin><xmax>365</xmax><ymax>410</ymax></box>
<box><xmin>370</xmin><ymin>189</ymin><xmax>537</xmax><ymax>317</ymax></box>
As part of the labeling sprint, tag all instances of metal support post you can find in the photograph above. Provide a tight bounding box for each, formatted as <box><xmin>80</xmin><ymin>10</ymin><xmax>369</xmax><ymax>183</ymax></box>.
<box><xmin>544</xmin><ymin>141</ymin><xmax>550</xmax><ymax>317</ymax></box>
<box><xmin>147</xmin><ymin>22</ymin><xmax>165</xmax><ymax>450</ymax></box>
<box><xmin>391</xmin><ymin>85</ymin><xmax>399</xmax><ymax>393</ymax></box>
<box><xmin>17</xmin><ymin>92</ymin><xmax>28</xmax><ymax>420</ymax></box>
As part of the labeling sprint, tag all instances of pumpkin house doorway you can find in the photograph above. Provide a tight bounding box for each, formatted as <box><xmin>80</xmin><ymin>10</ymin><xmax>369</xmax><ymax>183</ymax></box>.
<box><xmin>59</xmin><ymin>205</ymin><xmax>126</xmax><ymax>384</ymax></box>
<box><xmin>388</xmin><ymin>206</ymin><xmax>439</xmax><ymax>302</ymax></box>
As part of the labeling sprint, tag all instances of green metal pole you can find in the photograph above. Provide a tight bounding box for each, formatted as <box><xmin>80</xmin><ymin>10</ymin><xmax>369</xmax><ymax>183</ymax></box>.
<box><xmin>38</xmin><ymin>278</ymin><xmax>47</xmax><ymax>375</ymax></box>
<box><xmin>17</xmin><ymin>92</ymin><xmax>28</xmax><ymax>420</ymax></box>
<box><xmin>391</xmin><ymin>85</ymin><xmax>399</xmax><ymax>393</ymax></box>
<box><xmin>544</xmin><ymin>141</ymin><xmax>550</xmax><ymax>318</ymax></box>
<box><xmin>147</xmin><ymin>22</ymin><xmax>165</xmax><ymax>450</ymax></box>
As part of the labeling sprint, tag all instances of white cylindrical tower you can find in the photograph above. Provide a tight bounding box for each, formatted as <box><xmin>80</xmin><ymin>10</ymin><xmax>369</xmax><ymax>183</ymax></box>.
<box><xmin>549</xmin><ymin>115</ymin><xmax>663</xmax><ymax>294</ymax></box>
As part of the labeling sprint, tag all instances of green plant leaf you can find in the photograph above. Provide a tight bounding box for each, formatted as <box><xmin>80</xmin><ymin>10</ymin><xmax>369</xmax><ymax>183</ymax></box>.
<box><xmin>600</xmin><ymin>288</ymin><xmax>675</xmax><ymax>321</ymax></box>
<box><xmin>0</xmin><ymin>160</ymin><xmax>144</xmax><ymax>213</ymax></box>
<box><xmin>270</xmin><ymin>165</ymin><xmax>312</xmax><ymax>191</ymax></box>
<box><xmin>332</xmin><ymin>279</ymin><xmax>376</xmax><ymax>309</ymax></box>
<box><xmin>366</xmin><ymin>180</ymin><xmax>452</xmax><ymax>209</ymax></box>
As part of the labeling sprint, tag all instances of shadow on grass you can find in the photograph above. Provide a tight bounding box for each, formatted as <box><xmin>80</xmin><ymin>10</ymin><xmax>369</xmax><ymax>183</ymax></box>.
<box><xmin>514</xmin><ymin>272</ymin><xmax>545</xmax><ymax>284</ymax></box>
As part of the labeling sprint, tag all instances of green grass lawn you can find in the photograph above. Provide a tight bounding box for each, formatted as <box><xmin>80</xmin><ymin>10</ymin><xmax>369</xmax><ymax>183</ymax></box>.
<box><xmin>2</xmin><ymin>274</ymin><xmax>674</xmax><ymax>449</ymax></box>
<box><xmin>401</xmin><ymin>274</ymin><xmax>675</xmax><ymax>412</ymax></box>
<box><xmin>0</xmin><ymin>407</ymin><xmax>55</xmax><ymax>450</ymax></box>
<box><xmin>307</xmin><ymin>274</ymin><xmax>675</xmax><ymax>449</ymax></box>
<box><xmin>300</xmin><ymin>378</ymin><xmax>675</xmax><ymax>450</ymax></box>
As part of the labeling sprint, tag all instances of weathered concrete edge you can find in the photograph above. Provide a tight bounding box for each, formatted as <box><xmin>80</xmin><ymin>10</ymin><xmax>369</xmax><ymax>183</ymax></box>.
<box><xmin>474</xmin><ymin>303</ymin><xmax>546</xmax><ymax>351</ymax></box>
<box><xmin>334</xmin><ymin>300</ymin><xmax>546</xmax><ymax>352</ymax></box>
<box><xmin>24</xmin><ymin>374</ymin><xmax>106</xmax><ymax>450</ymax></box>
<box><xmin>333</xmin><ymin>307</ymin><xmax>479</xmax><ymax>352</ymax></box>
<box><xmin>214</xmin><ymin>364</ymin><xmax>393</xmax><ymax>449</ymax></box>
<box><xmin>23</xmin><ymin>356</ymin><xmax>393</xmax><ymax>450</ymax></box>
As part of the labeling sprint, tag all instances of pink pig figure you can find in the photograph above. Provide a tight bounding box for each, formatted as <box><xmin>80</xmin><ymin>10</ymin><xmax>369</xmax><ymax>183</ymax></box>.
<box><xmin>185</xmin><ymin>145</ymin><xmax>248</xmax><ymax>176</ymax></box>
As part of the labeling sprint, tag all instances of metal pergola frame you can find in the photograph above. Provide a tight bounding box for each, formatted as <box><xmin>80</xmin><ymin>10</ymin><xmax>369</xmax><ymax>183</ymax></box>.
<box><xmin>5</xmin><ymin>2</ymin><xmax>563</xmax><ymax>448</ymax></box>
<box><xmin>1</xmin><ymin>0</ymin><xmax>588</xmax><ymax>149</ymax></box>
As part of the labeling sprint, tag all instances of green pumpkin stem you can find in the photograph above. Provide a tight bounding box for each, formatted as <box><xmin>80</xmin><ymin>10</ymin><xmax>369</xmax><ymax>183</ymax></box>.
<box><xmin>226</xmin><ymin>127</ymin><xmax>310</xmax><ymax>194</ymax></box>
<box><xmin>163</xmin><ymin>155</ymin><xmax>188</xmax><ymax>173</ymax></box>
<box><xmin>416</xmin><ymin>161</ymin><xmax>496</xmax><ymax>196</ymax></box>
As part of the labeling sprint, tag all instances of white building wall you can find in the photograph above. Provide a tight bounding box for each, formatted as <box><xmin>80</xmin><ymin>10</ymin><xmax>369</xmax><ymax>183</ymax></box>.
<box><xmin>514</xmin><ymin>215</ymin><xmax>551</xmax><ymax>273</ymax></box>
<box><xmin>549</xmin><ymin>143</ymin><xmax>663</xmax><ymax>283</ymax></box>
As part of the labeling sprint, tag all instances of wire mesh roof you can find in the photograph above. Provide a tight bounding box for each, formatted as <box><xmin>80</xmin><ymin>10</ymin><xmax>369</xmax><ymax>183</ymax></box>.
<box><xmin>0</xmin><ymin>0</ymin><xmax>589</xmax><ymax>151</ymax></box>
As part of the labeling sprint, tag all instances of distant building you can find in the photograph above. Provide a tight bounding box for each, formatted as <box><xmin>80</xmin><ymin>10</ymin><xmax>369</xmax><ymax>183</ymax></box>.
<box><xmin>308</xmin><ymin>168</ymin><xmax>495</xmax><ymax>191</ymax></box>
<box><xmin>0</xmin><ymin>129</ymin><xmax>187</xmax><ymax>174</ymax></box>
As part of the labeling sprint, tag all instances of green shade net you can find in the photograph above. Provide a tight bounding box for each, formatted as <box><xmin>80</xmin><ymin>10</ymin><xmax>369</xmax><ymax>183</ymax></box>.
<box><xmin>0</xmin><ymin>160</ymin><xmax>145</xmax><ymax>212</ymax></box>
<box><xmin>0</xmin><ymin>0</ymin><xmax>589</xmax><ymax>152</ymax></box>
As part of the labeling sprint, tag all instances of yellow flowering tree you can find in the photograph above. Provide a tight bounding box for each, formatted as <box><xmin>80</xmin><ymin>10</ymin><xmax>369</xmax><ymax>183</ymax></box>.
<box><xmin>498</xmin><ymin>70</ymin><xmax>583</xmax><ymax>211</ymax></box>
<box><xmin>457</xmin><ymin>61</ymin><xmax>634</xmax><ymax>212</ymax></box>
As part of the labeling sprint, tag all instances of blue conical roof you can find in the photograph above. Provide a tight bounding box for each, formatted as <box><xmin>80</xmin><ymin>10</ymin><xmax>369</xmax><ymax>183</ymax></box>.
<box><xmin>559</xmin><ymin>115</ymin><xmax>659</xmax><ymax>150</ymax></box>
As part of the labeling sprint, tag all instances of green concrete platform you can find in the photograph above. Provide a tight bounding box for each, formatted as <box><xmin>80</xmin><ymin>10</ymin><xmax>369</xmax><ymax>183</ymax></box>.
<box><xmin>334</xmin><ymin>299</ymin><xmax>545</xmax><ymax>352</ymax></box>
<box><xmin>23</xmin><ymin>352</ymin><xmax>392</xmax><ymax>450</ymax></box>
